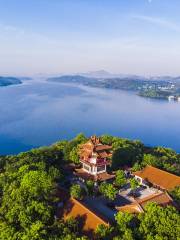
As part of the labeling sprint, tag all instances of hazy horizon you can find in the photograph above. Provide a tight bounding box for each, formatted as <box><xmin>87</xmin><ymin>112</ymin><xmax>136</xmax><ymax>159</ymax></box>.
<box><xmin>1</xmin><ymin>0</ymin><xmax>180</xmax><ymax>76</ymax></box>
<box><xmin>1</xmin><ymin>69</ymin><xmax>180</xmax><ymax>79</ymax></box>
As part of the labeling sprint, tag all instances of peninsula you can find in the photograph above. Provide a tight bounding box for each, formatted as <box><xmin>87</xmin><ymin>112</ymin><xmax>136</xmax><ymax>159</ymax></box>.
<box><xmin>48</xmin><ymin>74</ymin><xmax>180</xmax><ymax>101</ymax></box>
<box><xmin>0</xmin><ymin>76</ymin><xmax>22</xmax><ymax>87</ymax></box>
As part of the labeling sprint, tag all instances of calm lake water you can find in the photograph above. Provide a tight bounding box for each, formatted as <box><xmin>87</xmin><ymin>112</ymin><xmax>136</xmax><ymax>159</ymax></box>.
<box><xmin>0</xmin><ymin>79</ymin><xmax>180</xmax><ymax>155</ymax></box>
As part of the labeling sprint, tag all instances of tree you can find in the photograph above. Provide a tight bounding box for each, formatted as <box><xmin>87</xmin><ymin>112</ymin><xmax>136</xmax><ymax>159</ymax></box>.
<box><xmin>115</xmin><ymin>212</ymin><xmax>133</xmax><ymax>232</ymax></box>
<box><xmin>142</xmin><ymin>154</ymin><xmax>160</xmax><ymax>167</ymax></box>
<box><xmin>138</xmin><ymin>203</ymin><xmax>180</xmax><ymax>240</ymax></box>
<box><xmin>114</xmin><ymin>211</ymin><xmax>136</xmax><ymax>240</ymax></box>
<box><xmin>114</xmin><ymin>170</ymin><xmax>126</xmax><ymax>187</ymax></box>
<box><xmin>0</xmin><ymin>161</ymin><xmax>60</xmax><ymax>240</ymax></box>
<box><xmin>0</xmin><ymin>156</ymin><xmax>6</xmax><ymax>171</ymax></box>
<box><xmin>70</xmin><ymin>184</ymin><xmax>84</xmax><ymax>200</ymax></box>
<box><xmin>170</xmin><ymin>186</ymin><xmax>180</xmax><ymax>205</ymax></box>
<box><xmin>47</xmin><ymin>219</ymin><xmax>88</xmax><ymax>239</ymax></box>
<box><xmin>112</xmin><ymin>140</ymin><xmax>144</xmax><ymax>169</ymax></box>
<box><xmin>131</xmin><ymin>162</ymin><xmax>143</xmax><ymax>172</ymax></box>
<box><xmin>99</xmin><ymin>182</ymin><xmax>118</xmax><ymax>201</ymax></box>
<box><xmin>85</xmin><ymin>180</ymin><xmax>94</xmax><ymax>196</ymax></box>
<box><xmin>129</xmin><ymin>178</ymin><xmax>139</xmax><ymax>196</ymax></box>
<box><xmin>121</xmin><ymin>229</ymin><xmax>134</xmax><ymax>240</ymax></box>
<box><xmin>100</xmin><ymin>135</ymin><xmax>114</xmax><ymax>145</ymax></box>
<box><xmin>73</xmin><ymin>133</ymin><xmax>87</xmax><ymax>144</ymax></box>
<box><xmin>69</xmin><ymin>147</ymin><xmax>80</xmax><ymax>164</ymax></box>
<box><xmin>95</xmin><ymin>224</ymin><xmax>114</xmax><ymax>240</ymax></box>
<box><xmin>63</xmin><ymin>133</ymin><xmax>87</xmax><ymax>162</ymax></box>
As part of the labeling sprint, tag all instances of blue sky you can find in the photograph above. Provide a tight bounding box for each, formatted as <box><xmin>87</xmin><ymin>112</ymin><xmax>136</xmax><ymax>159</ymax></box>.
<box><xmin>0</xmin><ymin>0</ymin><xmax>180</xmax><ymax>76</ymax></box>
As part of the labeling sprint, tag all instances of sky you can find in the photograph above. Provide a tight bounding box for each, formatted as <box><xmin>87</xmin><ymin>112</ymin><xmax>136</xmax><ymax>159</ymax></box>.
<box><xmin>0</xmin><ymin>0</ymin><xmax>180</xmax><ymax>76</ymax></box>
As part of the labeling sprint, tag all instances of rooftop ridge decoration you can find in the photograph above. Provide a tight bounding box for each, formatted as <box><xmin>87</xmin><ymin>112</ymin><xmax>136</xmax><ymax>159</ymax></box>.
<box><xmin>90</xmin><ymin>135</ymin><xmax>100</xmax><ymax>145</ymax></box>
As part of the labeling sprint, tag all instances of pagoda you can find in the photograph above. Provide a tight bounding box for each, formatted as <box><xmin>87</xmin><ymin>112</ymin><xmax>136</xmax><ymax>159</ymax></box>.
<box><xmin>79</xmin><ymin>136</ymin><xmax>112</xmax><ymax>175</ymax></box>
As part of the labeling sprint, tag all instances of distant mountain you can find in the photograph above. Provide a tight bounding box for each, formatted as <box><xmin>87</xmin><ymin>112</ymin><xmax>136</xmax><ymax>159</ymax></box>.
<box><xmin>48</xmin><ymin>75</ymin><xmax>98</xmax><ymax>85</ymax></box>
<box><xmin>80</xmin><ymin>70</ymin><xmax>146</xmax><ymax>79</ymax></box>
<box><xmin>0</xmin><ymin>77</ymin><xmax>22</xmax><ymax>87</ymax></box>
<box><xmin>80</xmin><ymin>70</ymin><xmax>115</xmax><ymax>78</ymax></box>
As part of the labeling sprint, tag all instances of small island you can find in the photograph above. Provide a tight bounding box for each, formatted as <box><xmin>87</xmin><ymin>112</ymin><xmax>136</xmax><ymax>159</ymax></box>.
<box><xmin>0</xmin><ymin>76</ymin><xmax>22</xmax><ymax>87</ymax></box>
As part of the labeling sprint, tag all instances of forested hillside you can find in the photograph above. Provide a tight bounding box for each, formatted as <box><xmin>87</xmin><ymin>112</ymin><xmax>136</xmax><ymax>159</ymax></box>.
<box><xmin>0</xmin><ymin>134</ymin><xmax>179</xmax><ymax>239</ymax></box>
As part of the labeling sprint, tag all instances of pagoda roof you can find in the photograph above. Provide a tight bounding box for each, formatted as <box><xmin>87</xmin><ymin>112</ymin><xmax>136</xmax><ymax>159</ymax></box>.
<box><xmin>79</xmin><ymin>136</ymin><xmax>112</xmax><ymax>160</ymax></box>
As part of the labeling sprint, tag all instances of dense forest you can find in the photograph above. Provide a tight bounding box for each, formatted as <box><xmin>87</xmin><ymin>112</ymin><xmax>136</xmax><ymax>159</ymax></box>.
<box><xmin>0</xmin><ymin>134</ymin><xmax>179</xmax><ymax>239</ymax></box>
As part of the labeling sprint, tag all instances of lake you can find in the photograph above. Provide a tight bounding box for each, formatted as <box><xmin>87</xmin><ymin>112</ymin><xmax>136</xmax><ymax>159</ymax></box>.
<box><xmin>0</xmin><ymin>79</ymin><xmax>180</xmax><ymax>155</ymax></box>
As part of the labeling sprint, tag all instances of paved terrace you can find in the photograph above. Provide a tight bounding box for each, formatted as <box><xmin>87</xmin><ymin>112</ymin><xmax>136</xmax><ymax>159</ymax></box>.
<box><xmin>83</xmin><ymin>196</ymin><xmax>117</xmax><ymax>223</ymax></box>
<box><xmin>119</xmin><ymin>183</ymin><xmax>161</xmax><ymax>201</ymax></box>
<box><xmin>82</xmin><ymin>184</ymin><xmax>162</xmax><ymax>223</ymax></box>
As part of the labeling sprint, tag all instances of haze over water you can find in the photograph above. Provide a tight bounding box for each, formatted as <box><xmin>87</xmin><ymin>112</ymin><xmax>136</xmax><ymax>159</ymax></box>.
<box><xmin>0</xmin><ymin>79</ymin><xmax>180</xmax><ymax>155</ymax></box>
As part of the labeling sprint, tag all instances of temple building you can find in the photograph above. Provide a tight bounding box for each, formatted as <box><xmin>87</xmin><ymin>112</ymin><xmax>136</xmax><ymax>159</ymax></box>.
<box><xmin>79</xmin><ymin>136</ymin><xmax>112</xmax><ymax>176</ymax></box>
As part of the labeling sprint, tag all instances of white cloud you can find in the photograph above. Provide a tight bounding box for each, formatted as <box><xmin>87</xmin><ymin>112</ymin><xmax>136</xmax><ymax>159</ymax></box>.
<box><xmin>132</xmin><ymin>15</ymin><xmax>180</xmax><ymax>32</ymax></box>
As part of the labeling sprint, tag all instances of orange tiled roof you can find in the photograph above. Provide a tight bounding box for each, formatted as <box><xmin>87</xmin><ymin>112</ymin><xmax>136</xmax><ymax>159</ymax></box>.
<box><xmin>133</xmin><ymin>165</ymin><xmax>180</xmax><ymax>190</ymax></box>
<box><xmin>117</xmin><ymin>192</ymin><xmax>174</xmax><ymax>214</ymax></box>
<box><xmin>63</xmin><ymin>197</ymin><xmax>109</xmax><ymax>235</ymax></box>
<box><xmin>79</xmin><ymin>136</ymin><xmax>112</xmax><ymax>161</ymax></box>
<box><xmin>95</xmin><ymin>145</ymin><xmax>112</xmax><ymax>151</ymax></box>
<box><xmin>137</xmin><ymin>191</ymin><xmax>174</xmax><ymax>209</ymax></box>
<box><xmin>116</xmin><ymin>203</ymin><xmax>142</xmax><ymax>214</ymax></box>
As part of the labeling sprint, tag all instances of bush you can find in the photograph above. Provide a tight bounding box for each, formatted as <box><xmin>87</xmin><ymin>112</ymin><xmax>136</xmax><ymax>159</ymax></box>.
<box><xmin>70</xmin><ymin>184</ymin><xmax>84</xmax><ymax>200</ymax></box>
<box><xmin>114</xmin><ymin>170</ymin><xmax>127</xmax><ymax>187</ymax></box>
<box><xmin>99</xmin><ymin>182</ymin><xmax>118</xmax><ymax>201</ymax></box>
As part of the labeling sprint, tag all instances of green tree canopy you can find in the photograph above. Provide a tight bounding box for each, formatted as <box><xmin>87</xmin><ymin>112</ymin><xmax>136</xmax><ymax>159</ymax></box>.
<box><xmin>70</xmin><ymin>184</ymin><xmax>84</xmax><ymax>200</ymax></box>
<box><xmin>138</xmin><ymin>203</ymin><xmax>180</xmax><ymax>240</ymax></box>
<box><xmin>95</xmin><ymin>224</ymin><xmax>114</xmax><ymax>240</ymax></box>
<box><xmin>112</xmin><ymin>139</ymin><xmax>144</xmax><ymax>169</ymax></box>
<box><xmin>99</xmin><ymin>182</ymin><xmax>118</xmax><ymax>201</ymax></box>
<box><xmin>170</xmin><ymin>186</ymin><xmax>180</xmax><ymax>206</ymax></box>
<box><xmin>69</xmin><ymin>147</ymin><xmax>80</xmax><ymax>164</ymax></box>
<box><xmin>114</xmin><ymin>170</ymin><xmax>127</xmax><ymax>187</ymax></box>
<box><xmin>129</xmin><ymin>178</ymin><xmax>139</xmax><ymax>194</ymax></box>
<box><xmin>85</xmin><ymin>180</ymin><xmax>94</xmax><ymax>196</ymax></box>
<box><xmin>115</xmin><ymin>212</ymin><xmax>133</xmax><ymax>232</ymax></box>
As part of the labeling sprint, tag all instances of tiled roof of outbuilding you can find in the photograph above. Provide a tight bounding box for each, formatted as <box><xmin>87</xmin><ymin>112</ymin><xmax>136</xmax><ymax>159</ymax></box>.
<box><xmin>62</xmin><ymin>197</ymin><xmax>109</xmax><ymax>236</ymax></box>
<box><xmin>133</xmin><ymin>165</ymin><xmax>180</xmax><ymax>190</ymax></box>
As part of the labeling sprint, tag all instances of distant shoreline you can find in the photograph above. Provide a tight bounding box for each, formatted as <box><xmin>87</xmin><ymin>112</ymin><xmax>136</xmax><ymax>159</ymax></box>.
<box><xmin>0</xmin><ymin>77</ymin><xmax>22</xmax><ymax>87</ymax></box>
<box><xmin>48</xmin><ymin>75</ymin><xmax>180</xmax><ymax>102</ymax></box>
